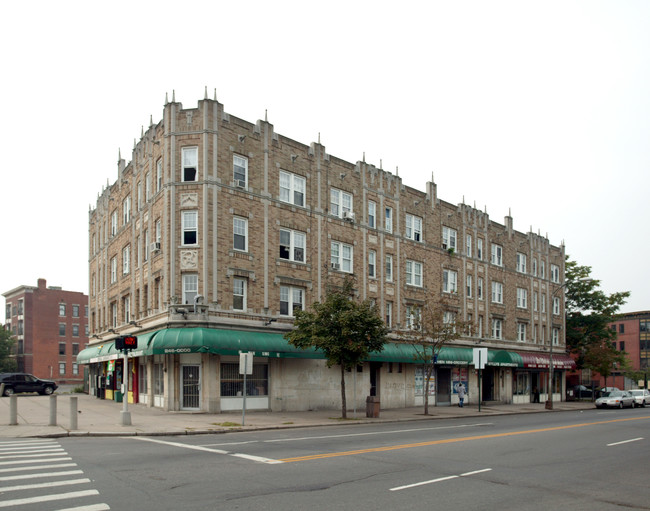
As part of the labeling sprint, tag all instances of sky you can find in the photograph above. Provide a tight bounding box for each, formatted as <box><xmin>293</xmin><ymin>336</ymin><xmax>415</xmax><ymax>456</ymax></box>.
<box><xmin>1</xmin><ymin>1</ymin><xmax>648</xmax><ymax>314</ymax></box>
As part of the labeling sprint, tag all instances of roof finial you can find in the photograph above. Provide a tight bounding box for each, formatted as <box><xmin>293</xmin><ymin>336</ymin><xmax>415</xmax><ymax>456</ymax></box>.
<box><xmin>463</xmin><ymin>195</ymin><xmax>465</xmax><ymax>204</ymax></box>
<box><xmin>396</xmin><ymin>166</ymin><xmax>399</xmax><ymax>176</ymax></box>
<box><xmin>265</xmin><ymin>109</ymin><xmax>268</xmax><ymax>122</ymax></box>
<box><xmin>165</xmin><ymin>92</ymin><xmax>169</xmax><ymax>104</ymax></box>
<box><xmin>380</xmin><ymin>159</ymin><xmax>383</xmax><ymax>169</ymax></box>
<box><xmin>118</xmin><ymin>148</ymin><xmax>121</xmax><ymax>161</ymax></box>
<box><xmin>214</xmin><ymin>88</ymin><xmax>217</xmax><ymax>101</ymax></box>
<box><xmin>204</xmin><ymin>86</ymin><xmax>208</xmax><ymax>99</ymax></box>
<box><xmin>363</xmin><ymin>152</ymin><xmax>365</xmax><ymax>162</ymax></box>
<box><xmin>149</xmin><ymin>114</ymin><xmax>153</xmax><ymax>127</ymax></box>
<box><xmin>318</xmin><ymin>132</ymin><xmax>321</xmax><ymax>144</ymax></box>
<box><xmin>141</xmin><ymin>125</ymin><xmax>144</xmax><ymax>138</ymax></box>
<box><xmin>508</xmin><ymin>207</ymin><xmax>511</xmax><ymax>217</ymax></box>
<box><xmin>172</xmin><ymin>89</ymin><xmax>176</xmax><ymax>102</ymax></box>
<box><xmin>133</xmin><ymin>138</ymin><xmax>136</xmax><ymax>149</ymax></box>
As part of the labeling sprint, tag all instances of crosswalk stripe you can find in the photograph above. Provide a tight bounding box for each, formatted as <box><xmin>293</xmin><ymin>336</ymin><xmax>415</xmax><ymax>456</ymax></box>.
<box><xmin>1</xmin><ymin>477</ymin><xmax>91</xmax><ymax>492</ymax></box>
<box><xmin>0</xmin><ymin>448</ymin><xmax>67</xmax><ymax>456</ymax></box>
<box><xmin>0</xmin><ymin>457</ymin><xmax>72</xmax><ymax>466</ymax></box>
<box><xmin>0</xmin><ymin>469</ymin><xmax>84</xmax><ymax>481</ymax></box>
<box><xmin>0</xmin><ymin>450</ymin><xmax>66</xmax><ymax>459</ymax></box>
<box><xmin>0</xmin><ymin>462</ymin><xmax>77</xmax><ymax>474</ymax></box>
<box><xmin>55</xmin><ymin>504</ymin><xmax>110</xmax><ymax>511</ymax></box>
<box><xmin>0</xmin><ymin>444</ymin><xmax>59</xmax><ymax>452</ymax></box>
<box><xmin>0</xmin><ymin>489</ymin><xmax>100</xmax><ymax>508</ymax></box>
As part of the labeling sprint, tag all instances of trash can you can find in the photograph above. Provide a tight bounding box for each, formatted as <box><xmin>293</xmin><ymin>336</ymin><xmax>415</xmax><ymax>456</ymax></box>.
<box><xmin>366</xmin><ymin>396</ymin><xmax>380</xmax><ymax>418</ymax></box>
<box><xmin>115</xmin><ymin>391</ymin><xmax>123</xmax><ymax>403</ymax></box>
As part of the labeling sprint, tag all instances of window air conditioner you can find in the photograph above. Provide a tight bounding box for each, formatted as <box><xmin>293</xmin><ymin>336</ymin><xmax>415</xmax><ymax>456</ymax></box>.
<box><xmin>343</xmin><ymin>211</ymin><xmax>355</xmax><ymax>221</ymax></box>
<box><xmin>235</xmin><ymin>180</ymin><xmax>246</xmax><ymax>188</ymax></box>
<box><xmin>150</xmin><ymin>242</ymin><xmax>161</xmax><ymax>252</ymax></box>
<box><xmin>331</xmin><ymin>262</ymin><xmax>340</xmax><ymax>270</ymax></box>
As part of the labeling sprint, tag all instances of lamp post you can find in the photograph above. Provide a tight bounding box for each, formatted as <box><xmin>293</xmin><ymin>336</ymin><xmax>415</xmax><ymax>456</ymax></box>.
<box><xmin>546</xmin><ymin>277</ymin><xmax>591</xmax><ymax>410</ymax></box>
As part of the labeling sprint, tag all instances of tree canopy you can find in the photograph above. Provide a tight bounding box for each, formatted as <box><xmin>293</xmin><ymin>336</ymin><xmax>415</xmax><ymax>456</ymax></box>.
<box><xmin>564</xmin><ymin>257</ymin><xmax>630</xmax><ymax>378</ymax></box>
<box><xmin>284</xmin><ymin>277</ymin><xmax>388</xmax><ymax>418</ymax></box>
<box><xmin>0</xmin><ymin>326</ymin><xmax>17</xmax><ymax>373</ymax></box>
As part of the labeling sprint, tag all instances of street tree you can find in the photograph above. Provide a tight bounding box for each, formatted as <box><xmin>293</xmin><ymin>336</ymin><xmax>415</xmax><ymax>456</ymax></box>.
<box><xmin>284</xmin><ymin>277</ymin><xmax>388</xmax><ymax>418</ymax></box>
<box><xmin>564</xmin><ymin>257</ymin><xmax>630</xmax><ymax>379</ymax></box>
<box><xmin>395</xmin><ymin>298</ymin><xmax>472</xmax><ymax>415</ymax></box>
<box><xmin>0</xmin><ymin>326</ymin><xmax>17</xmax><ymax>373</ymax></box>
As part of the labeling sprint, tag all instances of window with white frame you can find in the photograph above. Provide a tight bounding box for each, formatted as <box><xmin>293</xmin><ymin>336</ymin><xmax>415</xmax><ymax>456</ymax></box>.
<box><xmin>279</xmin><ymin>228</ymin><xmax>305</xmax><ymax>262</ymax></box>
<box><xmin>110</xmin><ymin>257</ymin><xmax>117</xmax><ymax>284</ymax></box>
<box><xmin>122</xmin><ymin>245</ymin><xmax>130</xmax><ymax>275</ymax></box>
<box><xmin>516</xmin><ymin>252</ymin><xmax>527</xmax><ymax>273</ymax></box>
<box><xmin>182</xmin><ymin>274</ymin><xmax>198</xmax><ymax>305</ymax></box>
<box><xmin>553</xmin><ymin>296</ymin><xmax>561</xmax><ymax>315</ymax></box>
<box><xmin>233</xmin><ymin>278</ymin><xmax>247</xmax><ymax>311</ymax></box>
<box><xmin>330</xmin><ymin>188</ymin><xmax>353</xmax><ymax>218</ymax></box>
<box><xmin>477</xmin><ymin>238</ymin><xmax>483</xmax><ymax>260</ymax></box>
<box><xmin>406</xmin><ymin>305</ymin><xmax>421</xmax><ymax>330</ymax></box>
<box><xmin>491</xmin><ymin>281</ymin><xmax>503</xmax><ymax>304</ymax></box>
<box><xmin>145</xmin><ymin>172</ymin><xmax>151</xmax><ymax>201</ymax></box>
<box><xmin>279</xmin><ymin>170</ymin><xmax>305</xmax><ymax>207</ymax></box>
<box><xmin>123</xmin><ymin>294</ymin><xmax>131</xmax><ymax>323</ymax></box>
<box><xmin>406</xmin><ymin>260</ymin><xmax>423</xmax><ymax>287</ymax></box>
<box><xmin>552</xmin><ymin>327</ymin><xmax>560</xmax><ymax>346</ymax></box>
<box><xmin>280</xmin><ymin>286</ymin><xmax>304</xmax><ymax>316</ymax></box>
<box><xmin>385</xmin><ymin>254</ymin><xmax>393</xmax><ymax>282</ymax></box>
<box><xmin>406</xmin><ymin>214</ymin><xmax>423</xmax><ymax>242</ymax></box>
<box><xmin>385</xmin><ymin>301</ymin><xmax>392</xmax><ymax>328</ymax></box>
<box><xmin>111</xmin><ymin>210</ymin><xmax>118</xmax><ymax>237</ymax></box>
<box><xmin>182</xmin><ymin>147</ymin><xmax>198</xmax><ymax>182</ymax></box>
<box><xmin>233</xmin><ymin>154</ymin><xmax>248</xmax><ymax>187</ymax></box>
<box><xmin>368</xmin><ymin>200</ymin><xmax>376</xmax><ymax>228</ymax></box>
<box><xmin>532</xmin><ymin>324</ymin><xmax>537</xmax><ymax>343</ymax></box>
<box><xmin>368</xmin><ymin>250</ymin><xmax>376</xmax><ymax>278</ymax></box>
<box><xmin>144</xmin><ymin>229</ymin><xmax>149</xmax><ymax>261</ymax></box>
<box><xmin>466</xmin><ymin>274</ymin><xmax>473</xmax><ymax>297</ymax></box>
<box><xmin>123</xmin><ymin>196</ymin><xmax>131</xmax><ymax>225</ymax></box>
<box><xmin>59</xmin><ymin>362</ymin><xmax>66</xmax><ymax>375</ymax></box>
<box><xmin>532</xmin><ymin>258</ymin><xmax>538</xmax><ymax>276</ymax></box>
<box><xmin>137</xmin><ymin>181</ymin><xmax>142</xmax><ymax>210</ymax></box>
<box><xmin>517</xmin><ymin>323</ymin><xmax>526</xmax><ymax>342</ymax></box>
<box><xmin>156</xmin><ymin>159</ymin><xmax>163</xmax><ymax>192</ymax></box>
<box><xmin>533</xmin><ymin>292</ymin><xmax>538</xmax><ymax>311</ymax></box>
<box><xmin>443</xmin><ymin>311</ymin><xmax>457</xmax><ymax>332</ymax></box>
<box><xmin>182</xmin><ymin>211</ymin><xmax>198</xmax><ymax>245</ymax></box>
<box><xmin>517</xmin><ymin>288</ymin><xmax>528</xmax><ymax>308</ymax></box>
<box><xmin>477</xmin><ymin>277</ymin><xmax>484</xmax><ymax>300</ymax></box>
<box><xmin>385</xmin><ymin>207</ymin><xmax>393</xmax><ymax>233</ymax></box>
<box><xmin>540</xmin><ymin>260</ymin><xmax>546</xmax><ymax>279</ymax></box>
<box><xmin>442</xmin><ymin>226</ymin><xmax>457</xmax><ymax>250</ymax></box>
<box><xmin>478</xmin><ymin>316</ymin><xmax>484</xmax><ymax>337</ymax></box>
<box><xmin>492</xmin><ymin>318</ymin><xmax>503</xmax><ymax>339</ymax></box>
<box><xmin>111</xmin><ymin>302</ymin><xmax>117</xmax><ymax>327</ymax></box>
<box><xmin>551</xmin><ymin>264</ymin><xmax>560</xmax><ymax>283</ymax></box>
<box><xmin>466</xmin><ymin>234</ymin><xmax>472</xmax><ymax>257</ymax></box>
<box><xmin>233</xmin><ymin>217</ymin><xmax>248</xmax><ymax>252</ymax></box>
<box><xmin>331</xmin><ymin>241</ymin><xmax>353</xmax><ymax>272</ymax></box>
<box><xmin>541</xmin><ymin>294</ymin><xmax>546</xmax><ymax>313</ymax></box>
<box><xmin>442</xmin><ymin>269</ymin><xmax>457</xmax><ymax>293</ymax></box>
<box><xmin>491</xmin><ymin>244</ymin><xmax>503</xmax><ymax>266</ymax></box>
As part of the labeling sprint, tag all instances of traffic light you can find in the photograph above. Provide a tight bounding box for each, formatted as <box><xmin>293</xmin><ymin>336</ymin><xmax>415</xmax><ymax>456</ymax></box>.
<box><xmin>115</xmin><ymin>335</ymin><xmax>138</xmax><ymax>351</ymax></box>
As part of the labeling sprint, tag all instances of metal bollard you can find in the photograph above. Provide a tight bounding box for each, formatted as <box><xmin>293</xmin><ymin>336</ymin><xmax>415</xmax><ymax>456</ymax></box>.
<box><xmin>9</xmin><ymin>395</ymin><xmax>17</xmax><ymax>426</ymax></box>
<box><xmin>69</xmin><ymin>396</ymin><xmax>78</xmax><ymax>430</ymax></box>
<box><xmin>49</xmin><ymin>395</ymin><xmax>57</xmax><ymax>426</ymax></box>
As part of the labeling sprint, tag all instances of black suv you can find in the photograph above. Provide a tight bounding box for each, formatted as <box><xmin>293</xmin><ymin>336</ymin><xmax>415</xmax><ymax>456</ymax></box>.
<box><xmin>0</xmin><ymin>373</ymin><xmax>58</xmax><ymax>396</ymax></box>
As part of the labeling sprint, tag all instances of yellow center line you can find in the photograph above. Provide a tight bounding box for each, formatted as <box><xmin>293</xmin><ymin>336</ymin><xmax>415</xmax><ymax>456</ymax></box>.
<box><xmin>278</xmin><ymin>415</ymin><xmax>649</xmax><ymax>463</ymax></box>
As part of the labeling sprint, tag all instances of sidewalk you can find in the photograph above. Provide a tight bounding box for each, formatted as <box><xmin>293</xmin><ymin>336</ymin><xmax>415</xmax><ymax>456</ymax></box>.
<box><xmin>0</xmin><ymin>393</ymin><xmax>596</xmax><ymax>439</ymax></box>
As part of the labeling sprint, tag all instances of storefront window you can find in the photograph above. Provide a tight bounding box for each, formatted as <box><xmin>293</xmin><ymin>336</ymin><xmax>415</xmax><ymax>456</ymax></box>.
<box><xmin>513</xmin><ymin>372</ymin><xmax>529</xmax><ymax>395</ymax></box>
<box><xmin>220</xmin><ymin>363</ymin><xmax>268</xmax><ymax>397</ymax></box>
<box><xmin>153</xmin><ymin>363</ymin><xmax>164</xmax><ymax>395</ymax></box>
<box><xmin>139</xmin><ymin>363</ymin><xmax>148</xmax><ymax>394</ymax></box>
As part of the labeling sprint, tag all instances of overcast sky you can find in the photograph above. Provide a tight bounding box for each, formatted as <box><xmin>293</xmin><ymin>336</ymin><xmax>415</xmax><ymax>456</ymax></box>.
<box><xmin>1</xmin><ymin>1</ymin><xmax>648</xmax><ymax>314</ymax></box>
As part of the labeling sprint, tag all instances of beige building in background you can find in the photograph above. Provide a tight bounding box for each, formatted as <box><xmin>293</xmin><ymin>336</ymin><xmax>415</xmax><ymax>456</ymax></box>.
<box><xmin>80</xmin><ymin>90</ymin><xmax>570</xmax><ymax>413</ymax></box>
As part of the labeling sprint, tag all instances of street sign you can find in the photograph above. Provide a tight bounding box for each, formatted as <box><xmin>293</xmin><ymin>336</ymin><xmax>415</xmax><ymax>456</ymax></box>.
<box><xmin>239</xmin><ymin>352</ymin><xmax>253</xmax><ymax>375</ymax></box>
<box><xmin>473</xmin><ymin>347</ymin><xmax>487</xmax><ymax>369</ymax></box>
<box><xmin>116</xmin><ymin>335</ymin><xmax>138</xmax><ymax>351</ymax></box>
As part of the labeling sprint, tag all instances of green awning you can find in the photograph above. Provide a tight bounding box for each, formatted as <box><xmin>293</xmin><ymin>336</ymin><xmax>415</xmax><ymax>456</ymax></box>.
<box><xmin>77</xmin><ymin>330</ymin><xmax>159</xmax><ymax>364</ymax></box>
<box><xmin>488</xmin><ymin>350</ymin><xmax>523</xmax><ymax>367</ymax></box>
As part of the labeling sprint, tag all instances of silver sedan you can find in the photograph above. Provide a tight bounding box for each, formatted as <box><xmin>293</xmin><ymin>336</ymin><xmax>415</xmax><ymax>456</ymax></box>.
<box><xmin>595</xmin><ymin>390</ymin><xmax>635</xmax><ymax>409</ymax></box>
<box><xmin>629</xmin><ymin>389</ymin><xmax>650</xmax><ymax>407</ymax></box>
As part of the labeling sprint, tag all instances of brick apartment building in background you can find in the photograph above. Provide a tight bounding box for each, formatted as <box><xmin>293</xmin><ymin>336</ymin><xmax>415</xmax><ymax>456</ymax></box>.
<box><xmin>80</xmin><ymin>91</ymin><xmax>569</xmax><ymax>413</ymax></box>
<box><xmin>3</xmin><ymin>278</ymin><xmax>88</xmax><ymax>385</ymax></box>
<box><xmin>606</xmin><ymin>311</ymin><xmax>650</xmax><ymax>389</ymax></box>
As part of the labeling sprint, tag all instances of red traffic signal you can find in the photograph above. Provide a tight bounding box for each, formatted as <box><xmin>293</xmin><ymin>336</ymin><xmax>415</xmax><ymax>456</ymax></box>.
<box><xmin>115</xmin><ymin>335</ymin><xmax>138</xmax><ymax>351</ymax></box>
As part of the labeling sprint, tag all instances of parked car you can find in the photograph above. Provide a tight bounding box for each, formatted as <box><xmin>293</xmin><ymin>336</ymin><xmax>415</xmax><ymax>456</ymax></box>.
<box><xmin>595</xmin><ymin>390</ymin><xmax>634</xmax><ymax>409</ymax></box>
<box><xmin>0</xmin><ymin>373</ymin><xmax>58</xmax><ymax>396</ymax></box>
<box><xmin>629</xmin><ymin>389</ymin><xmax>650</xmax><ymax>407</ymax></box>
<box><xmin>596</xmin><ymin>387</ymin><xmax>620</xmax><ymax>398</ymax></box>
<box><xmin>573</xmin><ymin>385</ymin><xmax>593</xmax><ymax>399</ymax></box>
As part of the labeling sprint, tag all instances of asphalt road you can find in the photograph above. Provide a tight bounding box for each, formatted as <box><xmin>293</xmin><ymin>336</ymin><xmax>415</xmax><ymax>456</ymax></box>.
<box><xmin>3</xmin><ymin>407</ymin><xmax>649</xmax><ymax>510</ymax></box>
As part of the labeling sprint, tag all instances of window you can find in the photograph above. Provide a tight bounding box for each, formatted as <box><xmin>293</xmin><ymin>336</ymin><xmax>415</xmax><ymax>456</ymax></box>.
<box><xmin>442</xmin><ymin>269</ymin><xmax>457</xmax><ymax>293</ymax></box>
<box><xmin>137</xmin><ymin>181</ymin><xmax>142</xmax><ymax>211</ymax></box>
<box><xmin>406</xmin><ymin>305</ymin><xmax>421</xmax><ymax>330</ymax></box>
<box><xmin>59</xmin><ymin>342</ymin><xmax>66</xmax><ymax>355</ymax></box>
<box><xmin>182</xmin><ymin>274</ymin><xmax>198</xmax><ymax>305</ymax></box>
<box><xmin>443</xmin><ymin>311</ymin><xmax>457</xmax><ymax>332</ymax></box>
<box><xmin>72</xmin><ymin>363</ymin><xmax>79</xmax><ymax>376</ymax></box>
<box><xmin>477</xmin><ymin>238</ymin><xmax>483</xmax><ymax>260</ymax></box>
<box><xmin>233</xmin><ymin>154</ymin><xmax>248</xmax><ymax>186</ymax></box>
<box><xmin>406</xmin><ymin>260</ymin><xmax>423</xmax><ymax>287</ymax></box>
<box><xmin>233</xmin><ymin>217</ymin><xmax>248</xmax><ymax>251</ymax></box>
<box><xmin>156</xmin><ymin>159</ymin><xmax>163</xmax><ymax>192</ymax></box>
<box><xmin>466</xmin><ymin>234</ymin><xmax>472</xmax><ymax>257</ymax></box>
<box><xmin>466</xmin><ymin>275</ymin><xmax>473</xmax><ymax>297</ymax></box>
<box><xmin>5</xmin><ymin>304</ymin><xmax>10</xmax><ymax>319</ymax></box>
<box><xmin>72</xmin><ymin>324</ymin><xmax>79</xmax><ymax>337</ymax></box>
<box><xmin>385</xmin><ymin>255</ymin><xmax>393</xmax><ymax>282</ymax></box>
<box><xmin>280</xmin><ymin>286</ymin><xmax>304</xmax><ymax>316</ymax></box>
<box><xmin>279</xmin><ymin>170</ymin><xmax>305</xmax><ymax>207</ymax></box>
<box><xmin>123</xmin><ymin>295</ymin><xmax>131</xmax><ymax>323</ymax></box>
<box><xmin>111</xmin><ymin>302</ymin><xmax>117</xmax><ymax>328</ymax></box>
<box><xmin>145</xmin><ymin>172</ymin><xmax>151</xmax><ymax>201</ymax></box>
<box><xmin>72</xmin><ymin>305</ymin><xmax>79</xmax><ymax>318</ymax></box>
<box><xmin>123</xmin><ymin>196</ymin><xmax>131</xmax><ymax>225</ymax></box>
<box><xmin>385</xmin><ymin>207</ymin><xmax>393</xmax><ymax>233</ymax></box>
<box><xmin>491</xmin><ymin>244</ymin><xmax>503</xmax><ymax>266</ymax></box>
<box><xmin>330</xmin><ymin>188</ymin><xmax>353</xmax><ymax>218</ymax></box>
<box><xmin>516</xmin><ymin>252</ymin><xmax>527</xmax><ymax>273</ymax></box>
<box><xmin>233</xmin><ymin>278</ymin><xmax>247</xmax><ymax>311</ymax></box>
<box><xmin>491</xmin><ymin>281</ymin><xmax>503</xmax><ymax>304</ymax></box>
<box><xmin>533</xmin><ymin>292</ymin><xmax>538</xmax><ymax>312</ymax></box>
<box><xmin>619</xmin><ymin>324</ymin><xmax>625</xmax><ymax>334</ymax></box>
<box><xmin>478</xmin><ymin>316</ymin><xmax>484</xmax><ymax>337</ymax></box>
<box><xmin>442</xmin><ymin>226</ymin><xmax>457</xmax><ymax>250</ymax></box>
<box><xmin>492</xmin><ymin>318</ymin><xmax>503</xmax><ymax>339</ymax></box>
<box><xmin>368</xmin><ymin>201</ymin><xmax>376</xmax><ymax>228</ymax></box>
<box><xmin>59</xmin><ymin>304</ymin><xmax>66</xmax><ymax>316</ymax></box>
<box><xmin>551</xmin><ymin>264</ymin><xmax>560</xmax><ymax>283</ymax></box>
<box><xmin>111</xmin><ymin>210</ymin><xmax>118</xmax><ymax>236</ymax></box>
<box><xmin>155</xmin><ymin>219</ymin><xmax>161</xmax><ymax>243</ymax></box>
<box><xmin>279</xmin><ymin>229</ymin><xmax>305</xmax><ymax>262</ymax></box>
<box><xmin>144</xmin><ymin>229</ymin><xmax>149</xmax><ymax>261</ymax></box>
<box><xmin>122</xmin><ymin>245</ymin><xmax>130</xmax><ymax>275</ymax></box>
<box><xmin>532</xmin><ymin>258</ymin><xmax>538</xmax><ymax>276</ymax></box>
<box><xmin>110</xmin><ymin>257</ymin><xmax>117</xmax><ymax>283</ymax></box>
<box><xmin>517</xmin><ymin>288</ymin><xmax>528</xmax><ymax>308</ymax></box>
<box><xmin>477</xmin><ymin>278</ymin><xmax>484</xmax><ymax>300</ymax></box>
<box><xmin>368</xmin><ymin>250</ymin><xmax>376</xmax><ymax>278</ymax></box>
<box><xmin>406</xmin><ymin>214</ymin><xmax>423</xmax><ymax>242</ymax></box>
<box><xmin>553</xmin><ymin>296</ymin><xmax>560</xmax><ymax>315</ymax></box>
<box><xmin>331</xmin><ymin>241</ymin><xmax>353</xmax><ymax>272</ymax></box>
<box><xmin>552</xmin><ymin>328</ymin><xmax>560</xmax><ymax>346</ymax></box>
<box><xmin>517</xmin><ymin>323</ymin><xmax>526</xmax><ymax>342</ymax></box>
<box><xmin>619</xmin><ymin>341</ymin><xmax>625</xmax><ymax>351</ymax></box>
<box><xmin>182</xmin><ymin>211</ymin><xmax>198</xmax><ymax>245</ymax></box>
<box><xmin>72</xmin><ymin>343</ymin><xmax>79</xmax><ymax>356</ymax></box>
<box><xmin>540</xmin><ymin>260</ymin><xmax>546</xmax><ymax>279</ymax></box>
<box><xmin>220</xmin><ymin>362</ymin><xmax>268</xmax><ymax>397</ymax></box>
<box><xmin>541</xmin><ymin>294</ymin><xmax>546</xmax><ymax>313</ymax></box>
<box><xmin>385</xmin><ymin>301</ymin><xmax>392</xmax><ymax>328</ymax></box>
<box><xmin>59</xmin><ymin>363</ymin><xmax>66</xmax><ymax>376</ymax></box>
<box><xmin>182</xmin><ymin>147</ymin><xmax>198</xmax><ymax>181</ymax></box>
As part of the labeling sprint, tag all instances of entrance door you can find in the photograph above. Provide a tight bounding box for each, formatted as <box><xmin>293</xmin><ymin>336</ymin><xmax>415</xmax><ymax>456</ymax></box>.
<box><xmin>437</xmin><ymin>368</ymin><xmax>451</xmax><ymax>405</ymax></box>
<box><xmin>482</xmin><ymin>369</ymin><xmax>495</xmax><ymax>401</ymax></box>
<box><xmin>181</xmin><ymin>365</ymin><xmax>201</xmax><ymax>410</ymax></box>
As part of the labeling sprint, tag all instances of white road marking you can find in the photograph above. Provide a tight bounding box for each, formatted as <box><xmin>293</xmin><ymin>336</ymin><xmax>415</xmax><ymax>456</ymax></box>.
<box><xmin>55</xmin><ymin>505</ymin><xmax>110</xmax><ymax>511</ymax></box>
<box><xmin>0</xmin><ymin>443</ymin><xmax>59</xmax><ymax>452</ymax></box>
<box><xmin>0</xmin><ymin>469</ymin><xmax>84</xmax><ymax>481</ymax></box>
<box><xmin>390</xmin><ymin>468</ymin><xmax>492</xmax><ymax>491</ymax></box>
<box><xmin>0</xmin><ymin>450</ymin><xmax>66</xmax><ymax>459</ymax></box>
<box><xmin>0</xmin><ymin>457</ymin><xmax>72</xmax><ymax>466</ymax></box>
<box><xmin>0</xmin><ymin>448</ymin><xmax>66</xmax><ymax>456</ymax></box>
<box><xmin>607</xmin><ymin>437</ymin><xmax>644</xmax><ymax>446</ymax></box>
<box><xmin>460</xmin><ymin>468</ymin><xmax>493</xmax><ymax>477</ymax></box>
<box><xmin>0</xmin><ymin>477</ymin><xmax>91</xmax><ymax>492</ymax></box>
<box><xmin>0</xmin><ymin>463</ymin><xmax>77</xmax><ymax>474</ymax></box>
<box><xmin>0</xmin><ymin>489</ymin><xmax>99</xmax><ymax>508</ymax></box>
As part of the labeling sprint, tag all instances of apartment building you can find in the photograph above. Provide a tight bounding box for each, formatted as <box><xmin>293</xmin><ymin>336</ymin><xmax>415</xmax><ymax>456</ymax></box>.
<box><xmin>79</xmin><ymin>91</ymin><xmax>570</xmax><ymax>412</ymax></box>
<box><xmin>3</xmin><ymin>278</ymin><xmax>88</xmax><ymax>384</ymax></box>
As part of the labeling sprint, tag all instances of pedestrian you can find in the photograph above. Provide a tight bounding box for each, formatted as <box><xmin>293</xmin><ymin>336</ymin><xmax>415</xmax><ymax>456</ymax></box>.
<box><xmin>458</xmin><ymin>383</ymin><xmax>466</xmax><ymax>407</ymax></box>
<box><xmin>533</xmin><ymin>387</ymin><xmax>540</xmax><ymax>403</ymax></box>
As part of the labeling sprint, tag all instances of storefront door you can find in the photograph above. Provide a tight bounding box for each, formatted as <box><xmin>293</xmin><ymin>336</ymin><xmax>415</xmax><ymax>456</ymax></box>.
<box><xmin>181</xmin><ymin>364</ymin><xmax>201</xmax><ymax>410</ymax></box>
<box><xmin>437</xmin><ymin>368</ymin><xmax>451</xmax><ymax>406</ymax></box>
